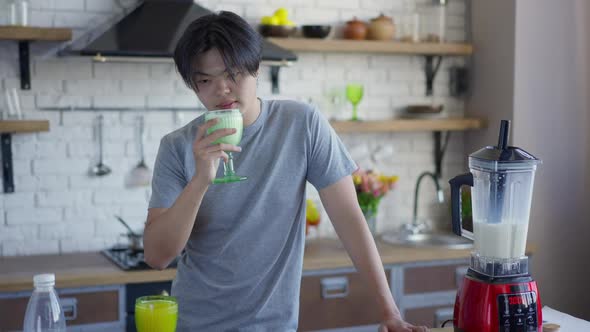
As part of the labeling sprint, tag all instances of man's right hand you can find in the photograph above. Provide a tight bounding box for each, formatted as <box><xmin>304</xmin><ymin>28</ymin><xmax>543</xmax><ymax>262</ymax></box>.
<box><xmin>193</xmin><ymin>118</ymin><xmax>242</xmax><ymax>184</ymax></box>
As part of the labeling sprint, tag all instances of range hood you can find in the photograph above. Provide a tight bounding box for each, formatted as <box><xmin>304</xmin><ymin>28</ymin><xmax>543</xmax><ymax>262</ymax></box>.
<box><xmin>73</xmin><ymin>0</ymin><xmax>297</xmax><ymax>66</ymax></box>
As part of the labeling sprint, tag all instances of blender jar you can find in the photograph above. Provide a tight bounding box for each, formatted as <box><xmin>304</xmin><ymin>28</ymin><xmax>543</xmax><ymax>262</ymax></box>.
<box><xmin>470</xmin><ymin>155</ymin><xmax>539</xmax><ymax>260</ymax></box>
<box><xmin>450</xmin><ymin>120</ymin><xmax>541</xmax><ymax>277</ymax></box>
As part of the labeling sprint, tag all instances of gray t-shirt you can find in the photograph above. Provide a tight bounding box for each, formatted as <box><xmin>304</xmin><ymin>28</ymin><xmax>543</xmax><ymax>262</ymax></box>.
<box><xmin>149</xmin><ymin>98</ymin><xmax>357</xmax><ymax>331</ymax></box>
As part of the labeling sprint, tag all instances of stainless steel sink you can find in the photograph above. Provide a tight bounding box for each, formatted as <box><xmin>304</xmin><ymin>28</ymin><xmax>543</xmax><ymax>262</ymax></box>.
<box><xmin>381</xmin><ymin>232</ymin><xmax>473</xmax><ymax>249</ymax></box>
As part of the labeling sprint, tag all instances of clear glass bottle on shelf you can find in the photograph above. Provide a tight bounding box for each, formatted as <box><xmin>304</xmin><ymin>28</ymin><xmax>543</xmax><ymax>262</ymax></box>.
<box><xmin>23</xmin><ymin>273</ymin><xmax>67</xmax><ymax>332</ymax></box>
<box><xmin>7</xmin><ymin>0</ymin><xmax>30</xmax><ymax>26</ymax></box>
<box><xmin>398</xmin><ymin>13</ymin><xmax>420</xmax><ymax>42</ymax></box>
<box><xmin>418</xmin><ymin>0</ymin><xmax>447</xmax><ymax>43</ymax></box>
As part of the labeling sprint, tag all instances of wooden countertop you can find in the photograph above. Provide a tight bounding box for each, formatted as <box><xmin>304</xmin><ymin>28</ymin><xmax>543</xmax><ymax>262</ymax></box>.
<box><xmin>1</xmin><ymin>238</ymin><xmax>532</xmax><ymax>292</ymax></box>
<box><xmin>0</xmin><ymin>252</ymin><xmax>176</xmax><ymax>292</ymax></box>
<box><xmin>303</xmin><ymin>238</ymin><xmax>473</xmax><ymax>270</ymax></box>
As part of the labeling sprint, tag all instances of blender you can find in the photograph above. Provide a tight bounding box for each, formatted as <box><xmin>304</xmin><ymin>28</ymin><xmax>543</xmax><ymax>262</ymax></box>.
<box><xmin>449</xmin><ymin>120</ymin><xmax>542</xmax><ymax>332</ymax></box>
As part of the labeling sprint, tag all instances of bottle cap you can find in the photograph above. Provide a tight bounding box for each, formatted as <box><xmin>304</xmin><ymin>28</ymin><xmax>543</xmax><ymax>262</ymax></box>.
<box><xmin>33</xmin><ymin>273</ymin><xmax>55</xmax><ymax>287</ymax></box>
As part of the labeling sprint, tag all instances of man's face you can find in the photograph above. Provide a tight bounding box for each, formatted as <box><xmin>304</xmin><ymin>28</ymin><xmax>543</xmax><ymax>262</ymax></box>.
<box><xmin>191</xmin><ymin>48</ymin><xmax>258</xmax><ymax>115</ymax></box>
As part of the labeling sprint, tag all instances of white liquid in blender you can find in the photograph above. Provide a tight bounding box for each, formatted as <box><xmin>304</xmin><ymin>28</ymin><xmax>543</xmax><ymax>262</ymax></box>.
<box><xmin>473</xmin><ymin>221</ymin><xmax>528</xmax><ymax>259</ymax></box>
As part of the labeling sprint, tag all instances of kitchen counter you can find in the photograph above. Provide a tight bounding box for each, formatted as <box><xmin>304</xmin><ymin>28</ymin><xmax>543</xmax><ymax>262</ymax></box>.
<box><xmin>0</xmin><ymin>251</ymin><xmax>176</xmax><ymax>292</ymax></box>
<box><xmin>0</xmin><ymin>238</ymin><xmax>535</xmax><ymax>292</ymax></box>
<box><xmin>303</xmin><ymin>238</ymin><xmax>475</xmax><ymax>270</ymax></box>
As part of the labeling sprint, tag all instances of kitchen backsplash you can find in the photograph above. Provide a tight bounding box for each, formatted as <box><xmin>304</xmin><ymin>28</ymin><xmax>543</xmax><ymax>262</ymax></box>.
<box><xmin>0</xmin><ymin>0</ymin><xmax>467</xmax><ymax>256</ymax></box>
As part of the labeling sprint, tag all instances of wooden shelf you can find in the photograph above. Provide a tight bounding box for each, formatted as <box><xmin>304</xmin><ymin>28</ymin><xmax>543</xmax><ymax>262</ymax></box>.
<box><xmin>330</xmin><ymin>117</ymin><xmax>484</xmax><ymax>133</ymax></box>
<box><xmin>264</xmin><ymin>38</ymin><xmax>472</xmax><ymax>95</ymax></box>
<box><xmin>0</xmin><ymin>26</ymin><xmax>72</xmax><ymax>41</ymax></box>
<box><xmin>267</xmin><ymin>37</ymin><xmax>473</xmax><ymax>55</ymax></box>
<box><xmin>0</xmin><ymin>26</ymin><xmax>72</xmax><ymax>90</ymax></box>
<box><xmin>0</xmin><ymin>120</ymin><xmax>50</xmax><ymax>193</ymax></box>
<box><xmin>0</xmin><ymin>120</ymin><xmax>49</xmax><ymax>133</ymax></box>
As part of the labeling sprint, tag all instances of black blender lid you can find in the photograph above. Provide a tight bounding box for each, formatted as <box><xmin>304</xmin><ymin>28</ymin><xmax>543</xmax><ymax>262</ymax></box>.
<box><xmin>469</xmin><ymin>120</ymin><xmax>541</xmax><ymax>172</ymax></box>
<box><xmin>471</xmin><ymin>145</ymin><xmax>538</xmax><ymax>162</ymax></box>
<box><xmin>470</xmin><ymin>120</ymin><xmax>540</xmax><ymax>163</ymax></box>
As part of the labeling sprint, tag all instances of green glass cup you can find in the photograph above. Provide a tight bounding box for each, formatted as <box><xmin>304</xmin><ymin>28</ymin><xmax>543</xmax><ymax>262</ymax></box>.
<box><xmin>205</xmin><ymin>109</ymin><xmax>247</xmax><ymax>184</ymax></box>
<box><xmin>346</xmin><ymin>83</ymin><xmax>364</xmax><ymax>121</ymax></box>
<box><xmin>135</xmin><ymin>295</ymin><xmax>178</xmax><ymax>332</ymax></box>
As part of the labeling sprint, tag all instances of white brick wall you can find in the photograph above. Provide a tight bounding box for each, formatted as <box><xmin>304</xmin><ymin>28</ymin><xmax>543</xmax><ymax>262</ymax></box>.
<box><xmin>0</xmin><ymin>0</ymin><xmax>467</xmax><ymax>256</ymax></box>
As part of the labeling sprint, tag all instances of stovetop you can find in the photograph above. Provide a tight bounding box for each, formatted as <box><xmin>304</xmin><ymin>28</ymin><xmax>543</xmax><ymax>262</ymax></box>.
<box><xmin>101</xmin><ymin>247</ymin><xmax>178</xmax><ymax>271</ymax></box>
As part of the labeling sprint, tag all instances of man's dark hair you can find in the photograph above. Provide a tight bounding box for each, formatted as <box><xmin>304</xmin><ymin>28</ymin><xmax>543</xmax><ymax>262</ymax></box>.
<box><xmin>174</xmin><ymin>11</ymin><xmax>262</xmax><ymax>90</ymax></box>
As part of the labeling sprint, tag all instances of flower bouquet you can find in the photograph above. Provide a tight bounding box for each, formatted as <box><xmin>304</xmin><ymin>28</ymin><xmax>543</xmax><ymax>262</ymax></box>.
<box><xmin>352</xmin><ymin>168</ymin><xmax>399</xmax><ymax>235</ymax></box>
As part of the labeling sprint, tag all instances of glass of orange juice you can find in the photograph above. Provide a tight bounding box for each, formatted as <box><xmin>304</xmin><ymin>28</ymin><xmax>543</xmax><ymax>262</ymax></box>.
<box><xmin>135</xmin><ymin>295</ymin><xmax>178</xmax><ymax>332</ymax></box>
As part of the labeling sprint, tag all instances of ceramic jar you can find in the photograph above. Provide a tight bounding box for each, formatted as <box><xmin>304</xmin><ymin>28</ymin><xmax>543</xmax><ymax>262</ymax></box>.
<box><xmin>343</xmin><ymin>17</ymin><xmax>367</xmax><ymax>40</ymax></box>
<box><xmin>367</xmin><ymin>13</ymin><xmax>395</xmax><ymax>40</ymax></box>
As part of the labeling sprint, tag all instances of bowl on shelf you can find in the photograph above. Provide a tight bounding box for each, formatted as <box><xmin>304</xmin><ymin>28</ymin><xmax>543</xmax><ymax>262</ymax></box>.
<box><xmin>258</xmin><ymin>24</ymin><xmax>296</xmax><ymax>38</ymax></box>
<box><xmin>399</xmin><ymin>104</ymin><xmax>445</xmax><ymax>119</ymax></box>
<box><xmin>301</xmin><ymin>25</ymin><xmax>331</xmax><ymax>39</ymax></box>
<box><xmin>406</xmin><ymin>104</ymin><xmax>443</xmax><ymax>114</ymax></box>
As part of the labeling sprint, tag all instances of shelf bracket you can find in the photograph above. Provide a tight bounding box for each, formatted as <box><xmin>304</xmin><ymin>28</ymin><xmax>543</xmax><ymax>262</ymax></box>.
<box><xmin>424</xmin><ymin>55</ymin><xmax>443</xmax><ymax>96</ymax></box>
<box><xmin>270</xmin><ymin>66</ymin><xmax>280</xmax><ymax>94</ymax></box>
<box><xmin>1</xmin><ymin>133</ymin><xmax>15</xmax><ymax>193</ymax></box>
<box><xmin>18</xmin><ymin>41</ymin><xmax>31</xmax><ymax>90</ymax></box>
<box><xmin>433</xmin><ymin>131</ymin><xmax>451</xmax><ymax>179</ymax></box>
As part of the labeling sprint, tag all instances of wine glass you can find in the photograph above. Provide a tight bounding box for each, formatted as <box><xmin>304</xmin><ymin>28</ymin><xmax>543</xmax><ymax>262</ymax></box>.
<box><xmin>346</xmin><ymin>83</ymin><xmax>364</xmax><ymax>121</ymax></box>
<box><xmin>205</xmin><ymin>109</ymin><xmax>247</xmax><ymax>184</ymax></box>
<box><xmin>135</xmin><ymin>295</ymin><xmax>178</xmax><ymax>332</ymax></box>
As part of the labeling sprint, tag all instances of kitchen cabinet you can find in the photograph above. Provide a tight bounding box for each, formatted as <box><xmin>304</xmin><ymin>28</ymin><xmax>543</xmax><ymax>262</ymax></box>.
<box><xmin>0</xmin><ymin>285</ymin><xmax>125</xmax><ymax>331</ymax></box>
<box><xmin>299</xmin><ymin>269</ymin><xmax>391</xmax><ymax>330</ymax></box>
<box><xmin>405</xmin><ymin>305</ymin><xmax>454</xmax><ymax>328</ymax></box>
<box><xmin>298</xmin><ymin>259</ymin><xmax>469</xmax><ymax>331</ymax></box>
<box><xmin>390</xmin><ymin>260</ymin><xmax>470</xmax><ymax>329</ymax></box>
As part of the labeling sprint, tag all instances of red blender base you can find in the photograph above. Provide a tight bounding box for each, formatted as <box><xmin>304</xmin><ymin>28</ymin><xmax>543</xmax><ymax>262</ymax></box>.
<box><xmin>453</xmin><ymin>271</ymin><xmax>542</xmax><ymax>332</ymax></box>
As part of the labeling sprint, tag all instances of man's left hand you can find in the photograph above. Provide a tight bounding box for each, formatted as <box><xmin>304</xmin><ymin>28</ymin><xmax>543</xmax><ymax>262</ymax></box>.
<box><xmin>378</xmin><ymin>316</ymin><xmax>428</xmax><ymax>332</ymax></box>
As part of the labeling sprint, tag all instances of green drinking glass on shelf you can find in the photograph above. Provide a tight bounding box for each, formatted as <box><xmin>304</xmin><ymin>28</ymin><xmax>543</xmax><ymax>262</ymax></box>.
<box><xmin>346</xmin><ymin>83</ymin><xmax>364</xmax><ymax>121</ymax></box>
<box><xmin>205</xmin><ymin>109</ymin><xmax>247</xmax><ymax>184</ymax></box>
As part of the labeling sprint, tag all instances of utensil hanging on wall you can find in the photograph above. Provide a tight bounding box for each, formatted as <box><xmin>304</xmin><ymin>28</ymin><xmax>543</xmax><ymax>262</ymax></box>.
<box><xmin>89</xmin><ymin>114</ymin><xmax>112</xmax><ymax>177</ymax></box>
<box><xmin>126</xmin><ymin>115</ymin><xmax>151</xmax><ymax>187</ymax></box>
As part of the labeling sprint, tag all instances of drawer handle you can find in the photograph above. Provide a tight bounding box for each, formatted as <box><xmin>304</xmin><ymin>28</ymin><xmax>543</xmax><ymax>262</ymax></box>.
<box><xmin>320</xmin><ymin>276</ymin><xmax>349</xmax><ymax>299</ymax></box>
<box><xmin>61</xmin><ymin>297</ymin><xmax>78</xmax><ymax>321</ymax></box>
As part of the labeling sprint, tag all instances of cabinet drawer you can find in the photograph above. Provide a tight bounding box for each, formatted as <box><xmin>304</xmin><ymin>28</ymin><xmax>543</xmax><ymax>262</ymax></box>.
<box><xmin>405</xmin><ymin>305</ymin><xmax>454</xmax><ymax>328</ymax></box>
<box><xmin>404</xmin><ymin>263</ymin><xmax>468</xmax><ymax>294</ymax></box>
<box><xmin>299</xmin><ymin>271</ymin><xmax>390</xmax><ymax>331</ymax></box>
<box><xmin>0</xmin><ymin>288</ymin><xmax>120</xmax><ymax>331</ymax></box>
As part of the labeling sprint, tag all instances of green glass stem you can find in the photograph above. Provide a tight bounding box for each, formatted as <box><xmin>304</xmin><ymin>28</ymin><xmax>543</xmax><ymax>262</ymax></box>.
<box><xmin>352</xmin><ymin>104</ymin><xmax>359</xmax><ymax>121</ymax></box>
<box><xmin>224</xmin><ymin>152</ymin><xmax>236</xmax><ymax>177</ymax></box>
<box><xmin>213</xmin><ymin>152</ymin><xmax>247</xmax><ymax>184</ymax></box>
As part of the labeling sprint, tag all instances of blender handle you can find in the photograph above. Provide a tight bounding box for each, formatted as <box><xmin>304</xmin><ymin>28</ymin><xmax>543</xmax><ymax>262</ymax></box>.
<box><xmin>449</xmin><ymin>173</ymin><xmax>473</xmax><ymax>238</ymax></box>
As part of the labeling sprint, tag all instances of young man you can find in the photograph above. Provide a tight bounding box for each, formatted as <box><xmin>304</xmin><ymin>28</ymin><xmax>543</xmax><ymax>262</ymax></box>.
<box><xmin>144</xmin><ymin>11</ymin><xmax>426</xmax><ymax>332</ymax></box>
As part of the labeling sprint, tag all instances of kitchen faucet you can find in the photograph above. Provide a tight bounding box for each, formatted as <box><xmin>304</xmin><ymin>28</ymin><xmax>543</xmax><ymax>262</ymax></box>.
<box><xmin>402</xmin><ymin>171</ymin><xmax>445</xmax><ymax>235</ymax></box>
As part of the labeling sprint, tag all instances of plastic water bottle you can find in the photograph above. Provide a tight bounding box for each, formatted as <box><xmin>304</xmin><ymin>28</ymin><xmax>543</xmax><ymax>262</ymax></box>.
<box><xmin>23</xmin><ymin>273</ymin><xmax>66</xmax><ymax>332</ymax></box>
